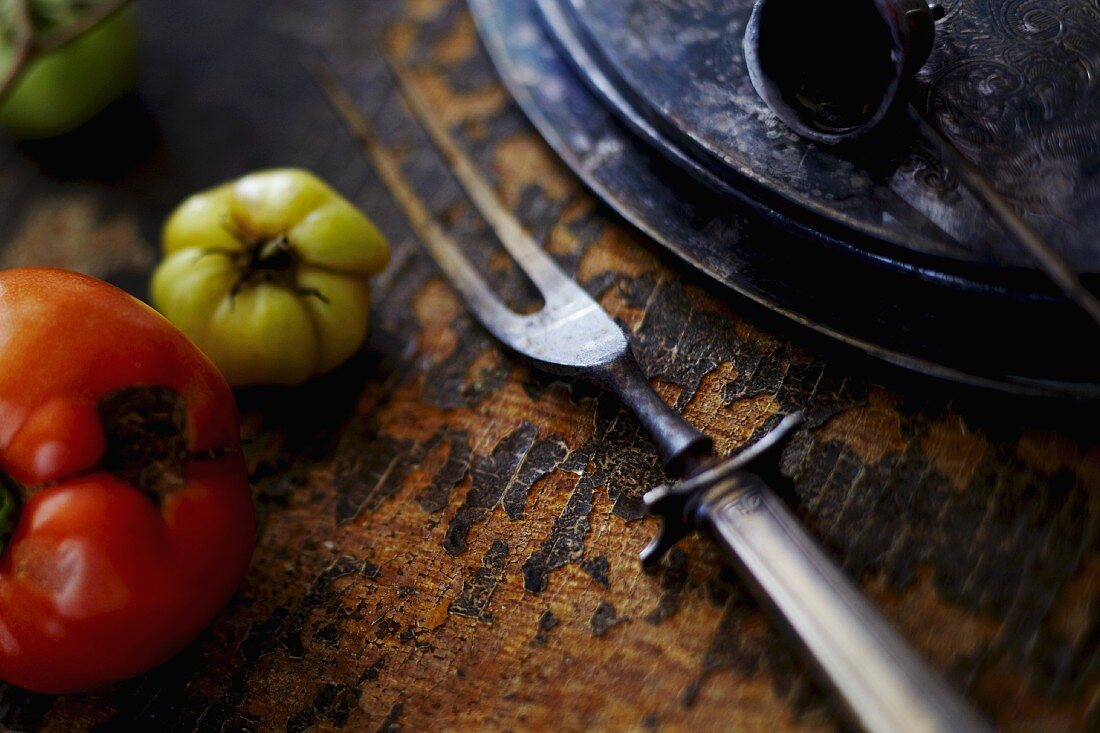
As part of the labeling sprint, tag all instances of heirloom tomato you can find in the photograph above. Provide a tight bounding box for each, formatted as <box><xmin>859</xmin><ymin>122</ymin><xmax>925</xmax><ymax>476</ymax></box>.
<box><xmin>0</xmin><ymin>8</ymin><xmax>137</xmax><ymax>139</ymax></box>
<box><xmin>151</xmin><ymin>168</ymin><xmax>390</xmax><ymax>386</ymax></box>
<box><xmin>0</xmin><ymin>269</ymin><xmax>254</xmax><ymax>693</ymax></box>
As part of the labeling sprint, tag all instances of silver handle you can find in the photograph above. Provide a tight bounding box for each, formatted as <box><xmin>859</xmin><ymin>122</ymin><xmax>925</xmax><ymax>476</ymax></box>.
<box><xmin>697</xmin><ymin>473</ymin><xmax>993</xmax><ymax>733</ymax></box>
<box><xmin>598</xmin><ymin>355</ymin><xmax>713</xmax><ymax>476</ymax></box>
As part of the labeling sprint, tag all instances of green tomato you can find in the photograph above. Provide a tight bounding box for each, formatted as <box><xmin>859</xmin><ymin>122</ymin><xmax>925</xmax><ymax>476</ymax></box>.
<box><xmin>151</xmin><ymin>169</ymin><xmax>391</xmax><ymax>387</ymax></box>
<box><xmin>0</xmin><ymin>9</ymin><xmax>137</xmax><ymax>139</ymax></box>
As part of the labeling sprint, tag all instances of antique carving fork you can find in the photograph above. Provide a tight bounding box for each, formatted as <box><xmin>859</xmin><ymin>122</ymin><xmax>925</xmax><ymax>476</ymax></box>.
<box><xmin>310</xmin><ymin>57</ymin><xmax>992</xmax><ymax>733</ymax></box>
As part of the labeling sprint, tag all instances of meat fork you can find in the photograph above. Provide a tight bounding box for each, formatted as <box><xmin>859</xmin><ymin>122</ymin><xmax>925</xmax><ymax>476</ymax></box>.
<box><xmin>310</xmin><ymin>57</ymin><xmax>992</xmax><ymax>733</ymax></box>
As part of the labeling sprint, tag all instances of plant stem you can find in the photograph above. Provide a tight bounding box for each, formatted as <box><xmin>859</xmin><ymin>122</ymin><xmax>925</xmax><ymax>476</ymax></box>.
<box><xmin>0</xmin><ymin>0</ymin><xmax>33</xmax><ymax>105</ymax></box>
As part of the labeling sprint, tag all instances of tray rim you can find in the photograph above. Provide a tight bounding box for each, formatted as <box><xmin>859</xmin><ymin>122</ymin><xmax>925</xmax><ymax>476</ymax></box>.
<box><xmin>466</xmin><ymin>0</ymin><xmax>1100</xmax><ymax>400</ymax></box>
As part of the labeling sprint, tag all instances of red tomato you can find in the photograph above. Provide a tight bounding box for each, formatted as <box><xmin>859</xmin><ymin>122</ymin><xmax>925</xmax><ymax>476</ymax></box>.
<box><xmin>0</xmin><ymin>268</ymin><xmax>254</xmax><ymax>693</ymax></box>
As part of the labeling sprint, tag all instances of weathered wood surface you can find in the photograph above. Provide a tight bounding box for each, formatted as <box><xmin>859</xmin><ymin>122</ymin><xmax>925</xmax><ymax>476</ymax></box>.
<box><xmin>0</xmin><ymin>1</ymin><xmax>1097</xmax><ymax>731</ymax></box>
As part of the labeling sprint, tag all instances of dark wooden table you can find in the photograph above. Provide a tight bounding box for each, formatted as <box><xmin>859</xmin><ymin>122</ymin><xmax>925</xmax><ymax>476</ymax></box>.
<box><xmin>1</xmin><ymin>1</ymin><xmax>1097</xmax><ymax>730</ymax></box>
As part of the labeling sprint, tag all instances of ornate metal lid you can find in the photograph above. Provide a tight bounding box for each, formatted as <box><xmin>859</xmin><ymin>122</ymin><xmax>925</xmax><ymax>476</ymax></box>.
<box><xmin>469</xmin><ymin>0</ymin><xmax>1100</xmax><ymax>396</ymax></box>
<box><xmin>549</xmin><ymin>0</ymin><xmax>1100</xmax><ymax>277</ymax></box>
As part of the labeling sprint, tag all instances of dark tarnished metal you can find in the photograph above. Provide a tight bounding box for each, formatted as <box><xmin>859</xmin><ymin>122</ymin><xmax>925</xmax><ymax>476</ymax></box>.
<box><xmin>741</xmin><ymin>0</ymin><xmax>1100</xmax><ymax>329</ymax></box>
<box><xmin>743</xmin><ymin>0</ymin><xmax>940</xmax><ymax>144</ymax></box>
<box><xmin>469</xmin><ymin>0</ymin><xmax>1099</xmax><ymax>397</ymax></box>
<box><xmin>640</xmin><ymin>412</ymin><xmax>805</xmax><ymax>566</ymax></box>
<box><xmin>542</xmin><ymin>0</ymin><xmax>1100</xmax><ymax>279</ymax></box>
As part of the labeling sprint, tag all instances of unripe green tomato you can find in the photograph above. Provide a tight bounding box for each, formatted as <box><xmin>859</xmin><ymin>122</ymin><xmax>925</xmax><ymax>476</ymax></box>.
<box><xmin>0</xmin><ymin>9</ymin><xmax>137</xmax><ymax>139</ymax></box>
<box><xmin>151</xmin><ymin>169</ymin><xmax>391</xmax><ymax>387</ymax></box>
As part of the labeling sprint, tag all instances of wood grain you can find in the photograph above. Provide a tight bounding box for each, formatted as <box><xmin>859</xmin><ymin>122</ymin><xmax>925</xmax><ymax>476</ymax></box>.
<box><xmin>0</xmin><ymin>1</ymin><xmax>1097</xmax><ymax>731</ymax></box>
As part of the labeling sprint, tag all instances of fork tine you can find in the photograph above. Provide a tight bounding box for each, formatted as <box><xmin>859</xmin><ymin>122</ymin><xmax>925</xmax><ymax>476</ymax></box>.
<box><xmin>385</xmin><ymin>54</ymin><xmax>585</xmax><ymax>308</ymax></box>
<box><xmin>310</xmin><ymin>56</ymin><xmax>710</xmax><ymax>471</ymax></box>
<box><xmin>308</xmin><ymin>59</ymin><xmax>526</xmax><ymax>341</ymax></box>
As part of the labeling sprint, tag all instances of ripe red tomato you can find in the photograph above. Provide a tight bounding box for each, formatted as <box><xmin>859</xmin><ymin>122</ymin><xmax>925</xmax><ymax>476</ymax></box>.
<box><xmin>0</xmin><ymin>268</ymin><xmax>254</xmax><ymax>693</ymax></box>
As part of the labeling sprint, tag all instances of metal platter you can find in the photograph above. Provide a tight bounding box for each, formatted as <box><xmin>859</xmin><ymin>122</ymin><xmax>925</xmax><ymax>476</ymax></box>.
<box><xmin>540</xmin><ymin>0</ymin><xmax>1100</xmax><ymax>281</ymax></box>
<box><xmin>467</xmin><ymin>0</ymin><xmax>1100</xmax><ymax>398</ymax></box>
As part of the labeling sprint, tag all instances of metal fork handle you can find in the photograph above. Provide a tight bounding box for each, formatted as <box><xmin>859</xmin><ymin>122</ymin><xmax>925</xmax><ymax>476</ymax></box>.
<box><xmin>597</xmin><ymin>355</ymin><xmax>713</xmax><ymax>475</ymax></box>
<box><xmin>312</xmin><ymin>58</ymin><xmax>990</xmax><ymax>733</ymax></box>
<box><xmin>698</xmin><ymin>473</ymin><xmax>992</xmax><ymax>733</ymax></box>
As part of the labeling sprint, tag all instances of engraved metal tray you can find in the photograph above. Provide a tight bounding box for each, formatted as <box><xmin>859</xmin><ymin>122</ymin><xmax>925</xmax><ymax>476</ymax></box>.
<box><xmin>468</xmin><ymin>0</ymin><xmax>1100</xmax><ymax>397</ymax></box>
<box><xmin>539</xmin><ymin>0</ymin><xmax>1100</xmax><ymax>281</ymax></box>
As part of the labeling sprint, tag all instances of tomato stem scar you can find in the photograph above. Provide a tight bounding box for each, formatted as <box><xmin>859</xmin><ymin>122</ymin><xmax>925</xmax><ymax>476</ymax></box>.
<box><xmin>210</xmin><ymin>224</ymin><xmax>330</xmax><ymax>303</ymax></box>
<box><xmin>97</xmin><ymin>385</ymin><xmax>190</xmax><ymax>504</ymax></box>
<box><xmin>0</xmin><ymin>476</ymin><xmax>20</xmax><ymax>551</ymax></box>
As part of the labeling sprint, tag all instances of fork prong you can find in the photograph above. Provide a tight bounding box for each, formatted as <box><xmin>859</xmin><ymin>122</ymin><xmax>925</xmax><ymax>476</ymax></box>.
<box><xmin>308</xmin><ymin>58</ymin><xmax>526</xmax><ymax>342</ymax></box>
<box><xmin>311</xmin><ymin>55</ymin><xmax>710</xmax><ymax>471</ymax></box>
<box><xmin>385</xmin><ymin>53</ymin><xmax>586</xmax><ymax>308</ymax></box>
